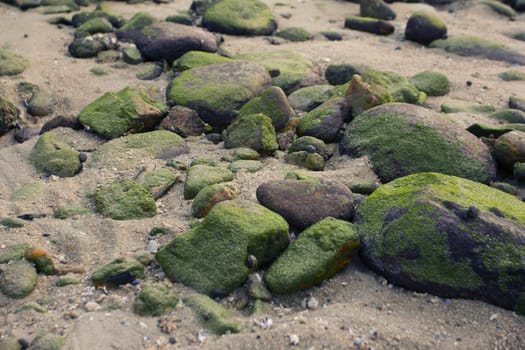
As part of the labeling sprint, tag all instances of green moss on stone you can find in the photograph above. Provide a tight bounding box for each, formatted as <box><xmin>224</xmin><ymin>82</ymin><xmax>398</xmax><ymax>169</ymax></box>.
<box><xmin>92</xmin><ymin>257</ymin><xmax>144</xmax><ymax>286</ymax></box>
<box><xmin>223</xmin><ymin>113</ymin><xmax>278</xmax><ymax>155</ymax></box>
<box><xmin>30</xmin><ymin>132</ymin><xmax>81</xmax><ymax>178</ymax></box>
<box><xmin>0</xmin><ymin>218</ymin><xmax>26</xmax><ymax>228</ymax></box>
<box><xmin>117</xmin><ymin>12</ymin><xmax>156</xmax><ymax>35</ymax></box>
<box><xmin>498</xmin><ymin>70</ymin><xmax>525</xmax><ymax>81</ymax></box>
<box><xmin>172</xmin><ymin>51</ymin><xmax>231</xmax><ymax>72</ymax></box>
<box><xmin>228</xmin><ymin>160</ymin><xmax>263</xmax><ymax>173</ymax></box>
<box><xmin>441</xmin><ymin>101</ymin><xmax>496</xmax><ymax>113</ymax></box>
<box><xmin>238</xmin><ymin>86</ymin><xmax>294</xmax><ymax>131</ymax></box>
<box><xmin>133</xmin><ymin>283</ymin><xmax>179</xmax><ymax>316</ymax></box>
<box><xmin>55</xmin><ymin>276</ymin><xmax>80</xmax><ymax>286</ymax></box>
<box><xmin>184</xmin><ymin>293</ymin><xmax>242</xmax><ymax>334</ymax></box>
<box><xmin>0</xmin><ymin>260</ymin><xmax>38</xmax><ymax>299</ymax></box>
<box><xmin>481</xmin><ymin>0</ymin><xmax>516</xmax><ymax>19</ymax></box>
<box><xmin>409</xmin><ymin>70</ymin><xmax>450</xmax><ymax>96</ymax></box>
<box><xmin>288</xmin><ymin>85</ymin><xmax>335</xmax><ymax>112</ymax></box>
<box><xmin>0</xmin><ymin>243</ymin><xmax>30</xmax><ymax>263</ymax></box>
<box><xmin>191</xmin><ymin>183</ymin><xmax>236</xmax><ymax>218</ymax></box>
<box><xmin>184</xmin><ymin>165</ymin><xmax>234</xmax><ymax>199</ymax></box>
<box><xmin>75</xmin><ymin>17</ymin><xmax>114</xmax><ymax>38</ymax></box>
<box><xmin>10</xmin><ymin>182</ymin><xmax>44</xmax><ymax>201</ymax></box>
<box><xmin>54</xmin><ymin>206</ymin><xmax>92</xmax><ymax>219</ymax></box>
<box><xmin>93</xmin><ymin>179</ymin><xmax>157</xmax><ymax>220</ymax></box>
<box><xmin>284</xmin><ymin>151</ymin><xmax>325</xmax><ymax>171</ymax></box>
<box><xmin>265</xmin><ymin>217</ymin><xmax>359</xmax><ymax>293</ymax></box>
<box><xmin>276</xmin><ymin>27</ymin><xmax>313</xmax><ymax>42</ymax></box>
<box><xmin>488</xmin><ymin>109</ymin><xmax>525</xmax><ymax>123</ymax></box>
<box><xmin>0</xmin><ymin>50</ymin><xmax>30</xmax><ymax>76</ymax></box>
<box><xmin>30</xmin><ymin>332</ymin><xmax>65</xmax><ymax>350</ymax></box>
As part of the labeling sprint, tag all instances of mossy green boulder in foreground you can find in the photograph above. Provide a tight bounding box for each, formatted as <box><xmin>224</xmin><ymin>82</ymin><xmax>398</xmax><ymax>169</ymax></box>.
<box><xmin>30</xmin><ymin>131</ymin><xmax>81</xmax><ymax>177</ymax></box>
<box><xmin>202</xmin><ymin>0</ymin><xmax>277</xmax><ymax>36</ymax></box>
<box><xmin>0</xmin><ymin>260</ymin><xmax>38</xmax><ymax>298</ymax></box>
<box><xmin>357</xmin><ymin>172</ymin><xmax>525</xmax><ymax>314</ymax></box>
<box><xmin>184</xmin><ymin>293</ymin><xmax>242</xmax><ymax>334</ymax></box>
<box><xmin>78</xmin><ymin>87</ymin><xmax>167</xmax><ymax>139</ymax></box>
<box><xmin>169</xmin><ymin>61</ymin><xmax>271</xmax><ymax>130</ymax></box>
<box><xmin>0</xmin><ymin>50</ymin><xmax>30</xmax><ymax>76</ymax></box>
<box><xmin>156</xmin><ymin>200</ymin><xmax>289</xmax><ymax>296</ymax></box>
<box><xmin>265</xmin><ymin>217</ymin><xmax>360</xmax><ymax>294</ymax></box>
<box><xmin>340</xmin><ymin>103</ymin><xmax>496</xmax><ymax>183</ymax></box>
<box><xmin>93</xmin><ymin>179</ymin><xmax>157</xmax><ymax>220</ymax></box>
<box><xmin>133</xmin><ymin>283</ymin><xmax>179</xmax><ymax>316</ymax></box>
<box><xmin>430</xmin><ymin>35</ymin><xmax>525</xmax><ymax>65</ymax></box>
<box><xmin>92</xmin><ymin>257</ymin><xmax>144</xmax><ymax>287</ymax></box>
<box><xmin>223</xmin><ymin>113</ymin><xmax>278</xmax><ymax>155</ymax></box>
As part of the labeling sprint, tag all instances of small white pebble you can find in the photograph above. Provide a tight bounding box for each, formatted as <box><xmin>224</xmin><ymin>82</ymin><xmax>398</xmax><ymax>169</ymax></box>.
<box><xmin>489</xmin><ymin>313</ymin><xmax>499</xmax><ymax>321</ymax></box>
<box><xmin>289</xmin><ymin>334</ymin><xmax>299</xmax><ymax>346</ymax></box>
<box><xmin>84</xmin><ymin>301</ymin><xmax>101</xmax><ymax>312</ymax></box>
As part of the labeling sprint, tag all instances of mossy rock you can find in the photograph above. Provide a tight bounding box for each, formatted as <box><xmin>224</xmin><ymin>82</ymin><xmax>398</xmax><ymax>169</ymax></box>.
<box><xmin>491</xmin><ymin>182</ymin><xmax>518</xmax><ymax>195</ymax></box>
<box><xmin>54</xmin><ymin>206</ymin><xmax>92</xmax><ymax>219</ymax></box>
<box><xmin>289</xmin><ymin>136</ymin><xmax>333</xmax><ymax>160</ymax></box>
<box><xmin>133</xmin><ymin>283</ymin><xmax>179</xmax><ymax>316</ymax></box>
<box><xmin>276</xmin><ymin>27</ymin><xmax>313</xmax><ymax>42</ymax></box>
<box><xmin>93</xmin><ymin>179</ymin><xmax>157</xmax><ymax>220</ymax></box>
<box><xmin>0</xmin><ymin>337</ymin><xmax>21</xmax><ymax>350</ymax></box>
<box><xmin>0</xmin><ymin>243</ymin><xmax>30</xmax><ymax>264</ymax></box>
<box><xmin>232</xmin><ymin>147</ymin><xmax>260</xmax><ymax>160</ymax></box>
<box><xmin>169</xmin><ymin>61</ymin><xmax>271</xmax><ymax>130</ymax></box>
<box><xmin>0</xmin><ymin>50</ymin><xmax>30</xmax><ymax>76</ymax></box>
<box><xmin>228</xmin><ymin>160</ymin><xmax>263</xmax><ymax>173</ymax></box>
<box><xmin>75</xmin><ymin>17</ymin><xmax>114</xmax><ymax>38</ymax></box>
<box><xmin>116</xmin><ymin>12</ymin><xmax>157</xmax><ymax>40</ymax></box>
<box><xmin>405</xmin><ymin>10</ymin><xmax>447</xmax><ymax>45</ymax></box>
<box><xmin>466</xmin><ymin>123</ymin><xmax>514</xmax><ymax>139</ymax></box>
<box><xmin>441</xmin><ymin>101</ymin><xmax>496</xmax><ymax>113</ymax></box>
<box><xmin>184</xmin><ymin>293</ymin><xmax>242</xmax><ymax>334</ymax></box>
<box><xmin>429</xmin><ymin>35</ymin><xmax>525</xmax><ymax>65</ymax></box>
<box><xmin>288</xmin><ymin>85</ymin><xmax>336</xmax><ymax>112</ymax></box>
<box><xmin>156</xmin><ymin>199</ymin><xmax>289</xmax><ymax>296</ymax></box>
<box><xmin>25</xmin><ymin>247</ymin><xmax>57</xmax><ymax>275</ymax></box>
<box><xmin>409</xmin><ymin>70</ymin><xmax>450</xmax><ymax>96</ymax></box>
<box><xmin>90</xmin><ymin>130</ymin><xmax>184</xmax><ymax>170</ymax></box>
<box><xmin>78</xmin><ymin>87</ymin><xmax>167</xmax><ymax>139</ymax></box>
<box><xmin>284</xmin><ymin>151</ymin><xmax>325</xmax><ymax>171</ymax></box>
<box><xmin>55</xmin><ymin>276</ymin><xmax>80</xmax><ymax>287</ymax></box>
<box><xmin>184</xmin><ymin>165</ymin><xmax>234</xmax><ymax>200</ymax></box>
<box><xmin>325</xmin><ymin>64</ymin><xmax>365</xmax><ymax>86</ymax></box>
<box><xmin>96</xmin><ymin>50</ymin><xmax>120</xmax><ymax>64</ymax></box>
<box><xmin>236</xmin><ymin>50</ymin><xmax>313</xmax><ymax>93</ymax></box>
<box><xmin>172</xmin><ymin>51</ymin><xmax>232</xmax><ymax>72</ymax></box>
<box><xmin>191</xmin><ymin>183</ymin><xmax>236</xmax><ymax>218</ymax></box>
<box><xmin>344</xmin><ymin>16</ymin><xmax>394</xmax><ymax>36</ymax></box>
<box><xmin>92</xmin><ymin>257</ymin><xmax>144</xmax><ymax>287</ymax></box>
<box><xmin>481</xmin><ymin>0</ymin><xmax>516</xmax><ymax>19</ymax></box>
<box><xmin>30</xmin><ymin>332</ymin><xmax>65</xmax><ymax>350</ymax></box>
<box><xmin>265</xmin><ymin>217</ymin><xmax>359</xmax><ymax>293</ymax></box>
<box><xmin>30</xmin><ymin>131</ymin><xmax>81</xmax><ymax>178</ymax></box>
<box><xmin>509</xmin><ymin>96</ymin><xmax>525</xmax><ymax>112</ymax></box>
<box><xmin>360</xmin><ymin>0</ymin><xmax>396</xmax><ymax>20</ymax></box>
<box><xmin>0</xmin><ymin>218</ymin><xmax>26</xmax><ymax>228</ymax></box>
<box><xmin>27</xmin><ymin>90</ymin><xmax>54</xmax><ymax>117</ymax></box>
<box><xmin>488</xmin><ymin>109</ymin><xmax>525</xmax><ymax>123</ymax></box>
<box><xmin>68</xmin><ymin>36</ymin><xmax>109</xmax><ymax>58</ymax></box>
<box><xmin>10</xmin><ymin>182</ymin><xmax>44</xmax><ymax>201</ymax></box>
<box><xmin>223</xmin><ymin>113</ymin><xmax>278</xmax><ymax>155</ymax></box>
<box><xmin>122</xmin><ymin>46</ymin><xmax>142</xmax><ymax>65</ymax></box>
<box><xmin>142</xmin><ymin>169</ymin><xmax>178</xmax><ymax>199</ymax></box>
<box><xmin>0</xmin><ymin>96</ymin><xmax>21</xmax><ymax>136</ymax></box>
<box><xmin>498</xmin><ymin>70</ymin><xmax>525</xmax><ymax>81</ymax></box>
<box><xmin>514</xmin><ymin>162</ymin><xmax>525</xmax><ymax>182</ymax></box>
<box><xmin>357</xmin><ymin>172</ymin><xmax>525</xmax><ymax>314</ymax></box>
<box><xmin>296</xmin><ymin>97</ymin><xmax>347</xmax><ymax>142</ymax></box>
<box><xmin>165</xmin><ymin>13</ymin><xmax>193</xmax><ymax>25</ymax></box>
<box><xmin>202</xmin><ymin>0</ymin><xmax>277</xmax><ymax>36</ymax></box>
<box><xmin>0</xmin><ymin>260</ymin><xmax>38</xmax><ymax>299</ymax></box>
<box><xmin>494</xmin><ymin>130</ymin><xmax>525</xmax><ymax>169</ymax></box>
<box><xmin>71</xmin><ymin>3</ymin><xmax>123</xmax><ymax>28</ymax></box>
<box><xmin>238</xmin><ymin>86</ymin><xmax>294</xmax><ymax>131</ymax></box>
<box><xmin>345</xmin><ymin>70</ymin><xmax>424</xmax><ymax>117</ymax></box>
<box><xmin>340</xmin><ymin>103</ymin><xmax>497</xmax><ymax>183</ymax></box>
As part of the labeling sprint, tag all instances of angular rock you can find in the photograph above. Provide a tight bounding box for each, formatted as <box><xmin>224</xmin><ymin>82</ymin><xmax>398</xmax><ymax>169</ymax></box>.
<box><xmin>159</xmin><ymin>105</ymin><xmax>204</xmax><ymax>137</ymax></box>
<box><xmin>172</xmin><ymin>51</ymin><xmax>231</xmax><ymax>72</ymax></box>
<box><xmin>78</xmin><ymin>87</ymin><xmax>167</xmax><ymax>139</ymax></box>
<box><xmin>360</xmin><ymin>0</ymin><xmax>396</xmax><ymax>20</ymax></box>
<box><xmin>276</xmin><ymin>27</ymin><xmax>313</xmax><ymax>42</ymax></box>
<box><xmin>122</xmin><ymin>46</ymin><xmax>142</xmax><ymax>64</ymax></box>
<box><xmin>256</xmin><ymin>178</ymin><xmax>355</xmax><ymax>229</ymax></box>
<box><xmin>296</xmin><ymin>98</ymin><xmax>348</xmax><ymax>142</ymax></box>
<box><xmin>133</xmin><ymin>283</ymin><xmax>179</xmax><ymax>316</ymax></box>
<box><xmin>91</xmin><ymin>257</ymin><xmax>144</xmax><ymax>287</ymax></box>
<box><xmin>223</xmin><ymin>113</ymin><xmax>278</xmax><ymax>155</ymax></box>
<box><xmin>405</xmin><ymin>11</ymin><xmax>447</xmax><ymax>45</ymax></box>
<box><xmin>430</xmin><ymin>35</ymin><xmax>525</xmax><ymax>65</ymax></box>
<box><xmin>409</xmin><ymin>70</ymin><xmax>450</xmax><ymax>96</ymax></box>
<box><xmin>184</xmin><ymin>165</ymin><xmax>234</xmax><ymax>199</ymax></box>
<box><xmin>288</xmin><ymin>85</ymin><xmax>336</xmax><ymax>112</ymax></box>
<box><xmin>344</xmin><ymin>16</ymin><xmax>394</xmax><ymax>36</ymax></box>
<box><xmin>191</xmin><ymin>183</ymin><xmax>236</xmax><ymax>218</ymax></box>
<box><xmin>238</xmin><ymin>86</ymin><xmax>294</xmax><ymax>131</ymax></box>
<box><xmin>142</xmin><ymin>168</ymin><xmax>178</xmax><ymax>199</ymax></box>
<box><xmin>202</xmin><ymin>0</ymin><xmax>277</xmax><ymax>36</ymax></box>
<box><xmin>30</xmin><ymin>131</ymin><xmax>81</xmax><ymax>177</ymax></box>
<box><xmin>93</xmin><ymin>179</ymin><xmax>157</xmax><ymax>220</ymax></box>
<box><xmin>184</xmin><ymin>293</ymin><xmax>242</xmax><ymax>334</ymax></box>
<box><xmin>156</xmin><ymin>200</ymin><xmax>289</xmax><ymax>295</ymax></box>
<box><xmin>357</xmin><ymin>172</ymin><xmax>525</xmax><ymax>314</ymax></box>
<box><xmin>169</xmin><ymin>61</ymin><xmax>271</xmax><ymax>130</ymax></box>
<box><xmin>340</xmin><ymin>103</ymin><xmax>497</xmax><ymax>183</ymax></box>
<box><xmin>0</xmin><ymin>96</ymin><xmax>20</xmax><ymax>136</ymax></box>
<box><xmin>0</xmin><ymin>260</ymin><xmax>38</xmax><ymax>299</ymax></box>
<box><xmin>0</xmin><ymin>50</ymin><xmax>29</xmax><ymax>76</ymax></box>
<box><xmin>494</xmin><ymin>131</ymin><xmax>525</xmax><ymax>169</ymax></box>
<box><xmin>68</xmin><ymin>34</ymin><xmax>115</xmax><ymax>58</ymax></box>
<box><xmin>265</xmin><ymin>217</ymin><xmax>359</xmax><ymax>293</ymax></box>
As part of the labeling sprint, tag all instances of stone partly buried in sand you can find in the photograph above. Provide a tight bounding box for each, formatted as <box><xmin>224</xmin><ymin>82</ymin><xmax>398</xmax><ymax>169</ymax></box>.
<box><xmin>133</xmin><ymin>282</ymin><xmax>179</xmax><ymax>316</ymax></box>
<box><xmin>0</xmin><ymin>49</ymin><xmax>29</xmax><ymax>76</ymax></box>
<box><xmin>77</xmin><ymin>87</ymin><xmax>167</xmax><ymax>139</ymax></box>
<box><xmin>30</xmin><ymin>131</ymin><xmax>82</xmax><ymax>178</ymax></box>
<box><xmin>93</xmin><ymin>179</ymin><xmax>157</xmax><ymax>220</ymax></box>
<box><xmin>0</xmin><ymin>260</ymin><xmax>38</xmax><ymax>299</ymax></box>
<box><xmin>256</xmin><ymin>178</ymin><xmax>355</xmax><ymax>230</ymax></box>
<box><xmin>184</xmin><ymin>293</ymin><xmax>242</xmax><ymax>335</ymax></box>
<box><xmin>156</xmin><ymin>200</ymin><xmax>289</xmax><ymax>296</ymax></box>
<box><xmin>357</xmin><ymin>172</ymin><xmax>525</xmax><ymax>314</ymax></box>
<box><xmin>344</xmin><ymin>16</ymin><xmax>394</xmax><ymax>36</ymax></box>
<box><xmin>183</xmin><ymin>164</ymin><xmax>234</xmax><ymax>199</ymax></box>
<box><xmin>169</xmin><ymin>61</ymin><xmax>271</xmax><ymax>130</ymax></box>
<box><xmin>265</xmin><ymin>217</ymin><xmax>360</xmax><ymax>294</ymax></box>
<box><xmin>92</xmin><ymin>257</ymin><xmax>144</xmax><ymax>287</ymax></box>
<box><xmin>340</xmin><ymin>103</ymin><xmax>496</xmax><ymax>184</ymax></box>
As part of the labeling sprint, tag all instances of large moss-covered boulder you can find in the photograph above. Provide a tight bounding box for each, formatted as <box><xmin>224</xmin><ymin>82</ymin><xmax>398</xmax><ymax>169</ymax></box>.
<box><xmin>133</xmin><ymin>283</ymin><xmax>179</xmax><ymax>316</ymax></box>
<box><xmin>0</xmin><ymin>50</ymin><xmax>29</xmax><ymax>76</ymax></box>
<box><xmin>265</xmin><ymin>217</ymin><xmax>359</xmax><ymax>293</ymax></box>
<box><xmin>30</xmin><ymin>131</ymin><xmax>81</xmax><ymax>178</ymax></box>
<box><xmin>92</xmin><ymin>257</ymin><xmax>144</xmax><ymax>287</ymax></box>
<box><xmin>236</xmin><ymin>50</ymin><xmax>313</xmax><ymax>93</ymax></box>
<box><xmin>256</xmin><ymin>178</ymin><xmax>355</xmax><ymax>230</ymax></box>
<box><xmin>340</xmin><ymin>103</ymin><xmax>496</xmax><ymax>183</ymax></box>
<box><xmin>202</xmin><ymin>0</ymin><xmax>277</xmax><ymax>36</ymax></box>
<box><xmin>0</xmin><ymin>260</ymin><xmax>38</xmax><ymax>299</ymax></box>
<box><xmin>93</xmin><ymin>179</ymin><xmax>157</xmax><ymax>220</ymax></box>
<box><xmin>238</xmin><ymin>86</ymin><xmax>294</xmax><ymax>131</ymax></box>
<box><xmin>430</xmin><ymin>35</ymin><xmax>525</xmax><ymax>65</ymax></box>
<box><xmin>184</xmin><ymin>165</ymin><xmax>234</xmax><ymax>199</ymax></box>
<box><xmin>172</xmin><ymin>51</ymin><xmax>232</xmax><ymax>72</ymax></box>
<box><xmin>357</xmin><ymin>172</ymin><xmax>525</xmax><ymax>314</ymax></box>
<box><xmin>296</xmin><ymin>98</ymin><xmax>348</xmax><ymax>142</ymax></box>
<box><xmin>223</xmin><ymin>113</ymin><xmax>278</xmax><ymax>155</ymax></box>
<box><xmin>78</xmin><ymin>87</ymin><xmax>167</xmax><ymax>139</ymax></box>
<box><xmin>184</xmin><ymin>293</ymin><xmax>242</xmax><ymax>334</ymax></box>
<box><xmin>345</xmin><ymin>70</ymin><xmax>424</xmax><ymax>117</ymax></box>
<box><xmin>156</xmin><ymin>200</ymin><xmax>289</xmax><ymax>296</ymax></box>
<box><xmin>169</xmin><ymin>61</ymin><xmax>271</xmax><ymax>130</ymax></box>
<box><xmin>405</xmin><ymin>11</ymin><xmax>447</xmax><ymax>45</ymax></box>
<box><xmin>0</xmin><ymin>96</ymin><xmax>20</xmax><ymax>136</ymax></box>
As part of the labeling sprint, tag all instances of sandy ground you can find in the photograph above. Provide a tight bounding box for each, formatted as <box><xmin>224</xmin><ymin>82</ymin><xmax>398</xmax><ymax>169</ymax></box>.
<box><xmin>0</xmin><ymin>0</ymin><xmax>525</xmax><ymax>349</ymax></box>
